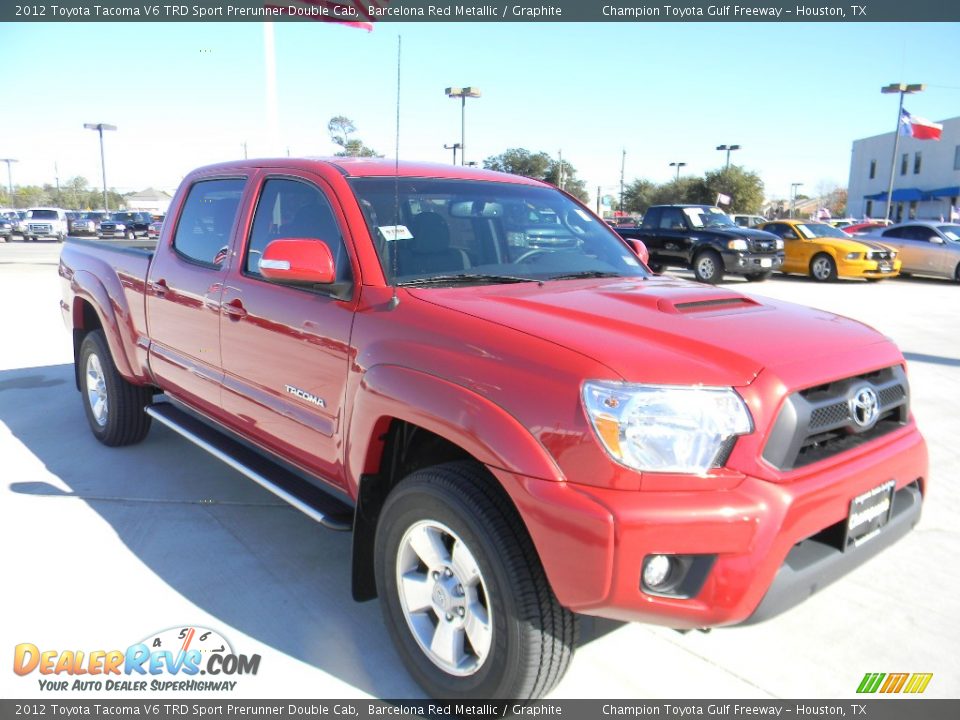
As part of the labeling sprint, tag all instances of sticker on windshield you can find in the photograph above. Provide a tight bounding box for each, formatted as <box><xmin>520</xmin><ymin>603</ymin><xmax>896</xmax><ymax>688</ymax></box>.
<box><xmin>622</xmin><ymin>255</ymin><xmax>639</xmax><ymax>266</ymax></box>
<box><xmin>683</xmin><ymin>208</ymin><xmax>705</xmax><ymax>228</ymax></box>
<box><xmin>378</xmin><ymin>225</ymin><xmax>413</xmax><ymax>241</ymax></box>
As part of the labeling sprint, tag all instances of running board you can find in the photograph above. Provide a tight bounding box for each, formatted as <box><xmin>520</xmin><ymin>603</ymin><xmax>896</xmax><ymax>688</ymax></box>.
<box><xmin>146</xmin><ymin>403</ymin><xmax>353</xmax><ymax>531</ymax></box>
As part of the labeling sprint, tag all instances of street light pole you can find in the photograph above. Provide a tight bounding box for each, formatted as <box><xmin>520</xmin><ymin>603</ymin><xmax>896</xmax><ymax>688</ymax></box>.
<box><xmin>669</xmin><ymin>161</ymin><xmax>687</xmax><ymax>181</ymax></box>
<box><xmin>0</xmin><ymin>158</ymin><xmax>17</xmax><ymax>203</ymax></box>
<box><xmin>619</xmin><ymin>148</ymin><xmax>626</xmax><ymax>214</ymax></box>
<box><xmin>716</xmin><ymin>144</ymin><xmax>741</xmax><ymax>169</ymax></box>
<box><xmin>445</xmin><ymin>87</ymin><xmax>481</xmax><ymax>166</ymax></box>
<box><xmin>790</xmin><ymin>182</ymin><xmax>804</xmax><ymax>218</ymax></box>
<box><xmin>83</xmin><ymin>123</ymin><xmax>117</xmax><ymax>211</ymax></box>
<box><xmin>881</xmin><ymin>83</ymin><xmax>924</xmax><ymax>222</ymax></box>
<box><xmin>443</xmin><ymin>143</ymin><xmax>461</xmax><ymax>165</ymax></box>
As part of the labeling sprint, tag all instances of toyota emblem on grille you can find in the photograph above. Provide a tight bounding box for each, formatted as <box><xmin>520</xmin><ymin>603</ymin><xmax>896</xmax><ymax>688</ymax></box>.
<box><xmin>849</xmin><ymin>386</ymin><xmax>880</xmax><ymax>429</ymax></box>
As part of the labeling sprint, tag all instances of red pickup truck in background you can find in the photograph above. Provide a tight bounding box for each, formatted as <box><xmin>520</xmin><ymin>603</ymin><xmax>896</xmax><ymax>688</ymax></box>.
<box><xmin>59</xmin><ymin>158</ymin><xmax>927</xmax><ymax>699</ymax></box>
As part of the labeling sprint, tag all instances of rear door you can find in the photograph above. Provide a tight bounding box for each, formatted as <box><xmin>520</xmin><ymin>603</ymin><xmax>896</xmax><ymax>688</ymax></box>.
<box><xmin>218</xmin><ymin>171</ymin><xmax>358</xmax><ymax>488</ymax></box>
<box><xmin>145</xmin><ymin>176</ymin><xmax>247</xmax><ymax>419</ymax></box>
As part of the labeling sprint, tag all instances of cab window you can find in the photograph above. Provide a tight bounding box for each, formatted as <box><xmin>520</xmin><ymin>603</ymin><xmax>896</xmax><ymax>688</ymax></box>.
<box><xmin>173</xmin><ymin>178</ymin><xmax>245</xmax><ymax>267</ymax></box>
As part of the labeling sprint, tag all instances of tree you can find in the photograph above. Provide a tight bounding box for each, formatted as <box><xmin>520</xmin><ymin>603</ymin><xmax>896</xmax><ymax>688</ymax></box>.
<box><xmin>483</xmin><ymin>148</ymin><xmax>589</xmax><ymax>202</ymax></box>
<box><xmin>327</xmin><ymin>115</ymin><xmax>381</xmax><ymax>157</ymax></box>
<box><xmin>701</xmin><ymin>166</ymin><xmax>765</xmax><ymax>213</ymax></box>
<box><xmin>622</xmin><ymin>179</ymin><xmax>656</xmax><ymax>214</ymax></box>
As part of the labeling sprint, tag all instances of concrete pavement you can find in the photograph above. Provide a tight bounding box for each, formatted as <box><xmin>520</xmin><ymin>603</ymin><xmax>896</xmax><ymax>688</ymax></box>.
<box><xmin>1</xmin><ymin>242</ymin><xmax>957</xmax><ymax>700</ymax></box>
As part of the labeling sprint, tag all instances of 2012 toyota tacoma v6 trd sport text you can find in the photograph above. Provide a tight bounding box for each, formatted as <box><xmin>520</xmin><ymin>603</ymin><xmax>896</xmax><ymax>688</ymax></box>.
<box><xmin>59</xmin><ymin>158</ymin><xmax>927</xmax><ymax>700</ymax></box>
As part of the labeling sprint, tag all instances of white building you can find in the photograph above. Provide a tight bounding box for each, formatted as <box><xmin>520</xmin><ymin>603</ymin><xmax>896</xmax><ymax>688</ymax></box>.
<box><xmin>124</xmin><ymin>188</ymin><xmax>172</xmax><ymax>215</ymax></box>
<box><xmin>847</xmin><ymin>115</ymin><xmax>960</xmax><ymax>221</ymax></box>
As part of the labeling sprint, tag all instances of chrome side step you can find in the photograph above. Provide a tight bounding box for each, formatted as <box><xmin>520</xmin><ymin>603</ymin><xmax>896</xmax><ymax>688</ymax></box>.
<box><xmin>146</xmin><ymin>403</ymin><xmax>353</xmax><ymax>531</ymax></box>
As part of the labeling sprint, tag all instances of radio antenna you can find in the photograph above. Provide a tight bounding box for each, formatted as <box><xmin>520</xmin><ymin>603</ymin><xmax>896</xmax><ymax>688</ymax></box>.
<box><xmin>389</xmin><ymin>34</ymin><xmax>402</xmax><ymax>310</ymax></box>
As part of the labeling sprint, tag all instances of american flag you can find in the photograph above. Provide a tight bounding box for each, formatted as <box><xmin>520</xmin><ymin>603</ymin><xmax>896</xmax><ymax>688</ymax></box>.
<box><xmin>265</xmin><ymin>1</ymin><xmax>392</xmax><ymax>30</ymax></box>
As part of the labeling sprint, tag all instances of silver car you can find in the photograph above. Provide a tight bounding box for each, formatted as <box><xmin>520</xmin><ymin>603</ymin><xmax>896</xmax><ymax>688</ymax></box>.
<box><xmin>865</xmin><ymin>221</ymin><xmax>960</xmax><ymax>282</ymax></box>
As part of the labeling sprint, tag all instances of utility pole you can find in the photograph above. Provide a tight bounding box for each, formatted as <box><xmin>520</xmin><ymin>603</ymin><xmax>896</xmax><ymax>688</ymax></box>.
<box><xmin>0</xmin><ymin>158</ymin><xmax>17</xmax><ymax>204</ymax></box>
<box><xmin>597</xmin><ymin>185</ymin><xmax>601</xmax><ymax>214</ymax></box>
<box><xmin>619</xmin><ymin>149</ymin><xmax>626</xmax><ymax>214</ymax></box>
<box><xmin>444</xmin><ymin>143</ymin><xmax>461</xmax><ymax>165</ymax></box>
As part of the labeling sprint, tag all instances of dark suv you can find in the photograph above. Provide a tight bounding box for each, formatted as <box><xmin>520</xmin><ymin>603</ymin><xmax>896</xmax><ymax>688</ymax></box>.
<box><xmin>98</xmin><ymin>211</ymin><xmax>153</xmax><ymax>240</ymax></box>
<box><xmin>618</xmin><ymin>205</ymin><xmax>785</xmax><ymax>283</ymax></box>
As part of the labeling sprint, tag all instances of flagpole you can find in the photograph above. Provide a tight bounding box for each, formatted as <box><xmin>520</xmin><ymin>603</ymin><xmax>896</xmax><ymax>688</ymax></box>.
<box><xmin>882</xmin><ymin>91</ymin><xmax>905</xmax><ymax>223</ymax></box>
<box><xmin>880</xmin><ymin>83</ymin><xmax>924</xmax><ymax>222</ymax></box>
<box><xmin>264</xmin><ymin>22</ymin><xmax>281</xmax><ymax>156</ymax></box>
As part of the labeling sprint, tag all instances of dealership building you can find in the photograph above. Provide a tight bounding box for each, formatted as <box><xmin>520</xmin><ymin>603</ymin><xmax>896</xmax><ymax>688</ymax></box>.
<box><xmin>847</xmin><ymin>115</ymin><xmax>959</xmax><ymax>221</ymax></box>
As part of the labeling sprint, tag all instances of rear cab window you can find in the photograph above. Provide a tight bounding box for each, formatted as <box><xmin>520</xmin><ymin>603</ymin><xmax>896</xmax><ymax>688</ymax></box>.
<box><xmin>173</xmin><ymin>178</ymin><xmax>246</xmax><ymax>267</ymax></box>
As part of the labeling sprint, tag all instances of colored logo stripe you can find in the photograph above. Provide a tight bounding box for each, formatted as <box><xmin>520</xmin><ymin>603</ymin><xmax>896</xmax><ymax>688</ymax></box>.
<box><xmin>857</xmin><ymin>672</ymin><xmax>932</xmax><ymax>694</ymax></box>
<box><xmin>880</xmin><ymin>673</ymin><xmax>909</xmax><ymax>693</ymax></box>
<box><xmin>857</xmin><ymin>673</ymin><xmax>885</xmax><ymax>693</ymax></box>
<box><xmin>904</xmin><ymin>673</ymin><xmax>933</xmax><ymax>694</ymax></box>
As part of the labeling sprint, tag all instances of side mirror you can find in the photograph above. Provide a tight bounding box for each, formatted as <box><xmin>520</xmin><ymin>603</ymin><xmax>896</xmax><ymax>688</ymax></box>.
<box><xmin>626</xmin><ymin>237</ymin><xmax>650</xmax><ymax>265</ymax></box>
<box><xmin>260</xmin><ymin>238</ymin><xmax>335</xmax><ymax>284</ymax></box>
<box><xmin>929</xmin><ymin>236</ymin><xmax>944</xmax><ymax>244</ymax></box>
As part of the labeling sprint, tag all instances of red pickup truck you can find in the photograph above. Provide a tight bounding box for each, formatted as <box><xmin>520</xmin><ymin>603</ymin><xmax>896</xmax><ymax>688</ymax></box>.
<box><xmin>59</xmin><ymin>158</ymin><xmax>927</xmax><ymax>700</ymax></box>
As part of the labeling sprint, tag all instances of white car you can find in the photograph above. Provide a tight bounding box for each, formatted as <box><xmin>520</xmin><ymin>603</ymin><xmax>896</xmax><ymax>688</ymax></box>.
<box><xmin>23</xmin><ymin>207</ymin><xmax>69</xmax><ymax>242</ymax></box>
<box><xmin>731</xmin><ymin>214</ymin><xmax>768</xmax><ymax>228</ymax></box>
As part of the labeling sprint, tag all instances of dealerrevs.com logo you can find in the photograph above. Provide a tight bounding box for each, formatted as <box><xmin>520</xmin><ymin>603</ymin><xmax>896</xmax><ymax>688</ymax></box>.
<box><xmin>13</xmin><ymin>626</ymin><xmax>261</xmax><ymax>692</ymax></box>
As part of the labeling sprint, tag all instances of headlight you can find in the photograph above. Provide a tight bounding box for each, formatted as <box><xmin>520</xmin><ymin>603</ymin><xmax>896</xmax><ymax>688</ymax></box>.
<box><xmin>774</xmin><ymin>238</ymin><xmax>784</xmax><ymax>250</ymax></box>
<box><xmin>581</xmin><ymin>381</ymin><xmax>753</xmax><ymax>475</ymax></box>
<box><xmin>727</xmin><ymin>239</ymin><xmax>748</xmax><ymax>251</ymax></box>
<box><xmin>845</xmin><ymin>252</ymin><xmax>861</xmax><ymax>260</ymax></box>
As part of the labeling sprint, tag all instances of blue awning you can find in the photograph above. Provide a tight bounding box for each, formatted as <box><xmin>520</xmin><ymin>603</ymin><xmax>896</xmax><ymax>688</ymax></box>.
<box><xmin>862</xmin><ymin>188</ymin><xmax>925</xmax><ymax>202</ymax></box>
<box><xmin>924</xmin><ymin>186</ymin><xmax>960</xmax><ymax>199</ymax></box>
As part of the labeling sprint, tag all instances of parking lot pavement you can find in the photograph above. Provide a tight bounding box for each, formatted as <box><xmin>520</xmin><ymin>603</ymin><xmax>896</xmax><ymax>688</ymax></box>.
<box><xmin>1</xmin><ymin>242</ymin><xmax>957</xmax><ymax>700</ymax></box>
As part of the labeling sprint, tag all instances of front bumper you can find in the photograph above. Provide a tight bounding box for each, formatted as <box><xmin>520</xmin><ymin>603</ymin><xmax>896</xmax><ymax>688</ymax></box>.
<box><xmin>839</xmin><ymin>257</ymin><xmax>902</xmax><ymax>279</ymax></box>
<box><xmin>721</xmin><ymin>250</ymin><xmax>784</xmax><ymax>274</ymax></box>
<box><xmin>493</xmin><ymin>423</ymin><xmax>926</xmax><ymax>628</ymax></box>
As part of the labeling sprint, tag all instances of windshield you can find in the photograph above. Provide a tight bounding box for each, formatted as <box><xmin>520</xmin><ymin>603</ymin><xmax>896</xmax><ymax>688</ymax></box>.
<box><xmin>936</xmin><ymin>225</ymin><xmax>960</xmax><ymax>242</ymax></box>
<box><xmin>82</xmin><ymin>212</ymin><xmax>107</xmax><ymax>221</ymax></box>
<box><xmin>348</xmin><ymin>178</ymin><xmax>648</xmax><ymax>285</ymax></box>
<box><xmin>109</xmin><ymin>212</ymin><xmax>138</xmax><ymax>222</ymax></box>
<box><xmin>29</xmin><ymin>210</ymin><xmax>58</xmax><ymax>220</ymax></box>
<box><xmin>796</xmin><ymin>222</ymin><xmax>850</xmax><ymax>239</ymax></box>
<box><xmin>684</xmin><ymin>207</ymin><xmax>737</xmax><ymax>228</ymax></box>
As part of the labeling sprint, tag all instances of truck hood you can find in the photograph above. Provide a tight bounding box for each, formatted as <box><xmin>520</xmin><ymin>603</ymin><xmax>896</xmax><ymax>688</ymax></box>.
<box><xmin>698</xmin><ymin>226</ymin><xmax>778</xmax><ymax>240</ymax></box>
<box><xmin>407</xmin><ymin>276</ymin><xmax>889</xmax><ymax>387</ymax></box>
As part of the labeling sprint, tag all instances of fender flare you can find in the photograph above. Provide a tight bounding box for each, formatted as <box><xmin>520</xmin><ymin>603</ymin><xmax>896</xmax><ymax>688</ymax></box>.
<box><xmin>347</xmin><ymin>364</ymin><xmax>565</xmax><ymax>488</ymax></box>
<box><xmin>70</xmin><ymin>270</ymin><xmax>140</xmax><ymax>383</ymax></box>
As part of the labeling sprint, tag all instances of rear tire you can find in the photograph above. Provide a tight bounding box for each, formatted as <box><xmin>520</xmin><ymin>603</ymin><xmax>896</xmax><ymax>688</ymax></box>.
<box><xmin>809</xmin><ymin>253</ymin><xmax>838</xmax><ymax>282</ymax></box>
<box><xmin>79</xmin><ymin>330</ymin><xmax>153</xmax><ymax>446</ymax></box>
<box><xmin>375</xmin><ymin>461</ymin><xmax>576</xmax><ymax>700</ymax></box>
<box><xmin>693</xmin><ymin>250</ymin><xmax>723</xmax><ymax>284</ymax></box>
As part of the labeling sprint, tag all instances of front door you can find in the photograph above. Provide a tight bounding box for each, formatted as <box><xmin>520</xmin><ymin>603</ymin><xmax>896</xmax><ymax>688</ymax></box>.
<box><xmin>218</xmin><ymin>173</ymin><xmax>357</xmax><ymax>487</ymax></box>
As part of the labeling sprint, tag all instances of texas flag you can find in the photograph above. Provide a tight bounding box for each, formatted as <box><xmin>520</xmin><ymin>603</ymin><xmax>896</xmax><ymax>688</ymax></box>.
<box><xmin>899</xmin><ymin>109</ymin><xmax>943</xmax><ymax>140</ymax></box>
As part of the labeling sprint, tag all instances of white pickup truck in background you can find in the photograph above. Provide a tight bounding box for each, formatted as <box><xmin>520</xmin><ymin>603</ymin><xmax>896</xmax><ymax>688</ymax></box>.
<box><xmin>23</xmin><ymin>208</ymin><xmax>69</xmax><ymax>242</ymax></box>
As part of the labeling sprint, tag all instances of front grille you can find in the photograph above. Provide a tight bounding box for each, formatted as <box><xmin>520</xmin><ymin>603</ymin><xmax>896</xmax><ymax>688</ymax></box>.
<box><xmin>763</xmin><ymin>365</ymin><xmax>909</xmax><ymax>471</ymax></box>
<box><xmin>749</xmin><ymin>238</ymin><xmax>776</xmax><ymax>252</ymax></box>
<box><xmin>867</xmin><ymin>250</ymin><xmax>892</xmax><ymax>261</ymax></box>
<box><xmin>100</xmin><ymin>223</ymin><xmax>116</xmax><ymax>231</ymax></box>
<box><xmin>28</xmin><ymin>223</ymin><xmax>53</xmax><ymax>234</ymax></box>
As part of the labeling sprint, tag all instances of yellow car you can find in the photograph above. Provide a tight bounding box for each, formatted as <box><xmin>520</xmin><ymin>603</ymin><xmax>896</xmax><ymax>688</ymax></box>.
<box><xmin>759</xmin><ymin>220</ymin><xmax>901</xmax><ymax>282</ymax></box>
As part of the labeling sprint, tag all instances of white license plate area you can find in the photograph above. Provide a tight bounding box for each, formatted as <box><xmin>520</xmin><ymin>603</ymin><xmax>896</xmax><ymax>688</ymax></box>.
<box><xmin>760</xmin><ymin>258</ymin><xmax>773</xmax><ymax>268</ymax></box>
<box><xmin>845</xmin><ymin>480</ymin><xmax>895</xmax><ymax>549</ymax></box>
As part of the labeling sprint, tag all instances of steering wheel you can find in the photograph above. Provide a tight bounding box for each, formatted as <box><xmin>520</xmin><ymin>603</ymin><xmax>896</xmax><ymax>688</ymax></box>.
<box><xmin>513</xmin><ymin>248</ymin><xmax>551</xmax><ymax>264</ymax></box>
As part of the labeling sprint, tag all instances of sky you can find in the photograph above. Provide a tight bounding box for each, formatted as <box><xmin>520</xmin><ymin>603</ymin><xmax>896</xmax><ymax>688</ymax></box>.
<box><xmin>2</xmin><ymin>20</ymin><xmax>959</xmax><ymax>207</ymax></box>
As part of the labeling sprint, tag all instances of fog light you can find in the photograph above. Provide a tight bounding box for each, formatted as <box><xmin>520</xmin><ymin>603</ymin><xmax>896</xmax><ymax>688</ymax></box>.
<box><xmin>642</xmin><ymin>554</ymin><xmax>674</xmax><ymax>589</ymax></box>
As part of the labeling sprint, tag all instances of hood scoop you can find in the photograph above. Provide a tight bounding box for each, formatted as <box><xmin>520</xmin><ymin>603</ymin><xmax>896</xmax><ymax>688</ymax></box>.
<box><xmin>658</xmin><ymin>294</ymin><xmax>762</xmax><ymax>315</ymax></box>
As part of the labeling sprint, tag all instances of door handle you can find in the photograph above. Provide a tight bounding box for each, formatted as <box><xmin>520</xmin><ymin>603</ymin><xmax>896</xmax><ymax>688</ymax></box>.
<box><xmin>222</xmin><ymin>299</ymin><xmax>247</xmax><ymax>320</ymax></box>
<box><xmin>148</xmin><ymin>279</ymin><xmax>168</xmax><ymax>296</ymax></box>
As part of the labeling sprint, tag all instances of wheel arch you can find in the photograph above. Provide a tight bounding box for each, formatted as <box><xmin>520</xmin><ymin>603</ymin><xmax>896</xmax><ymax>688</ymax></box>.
<box><xmin>347</xmin><ymin>365</ymin><xmax>565</xmax><ymax>601</ymax></box>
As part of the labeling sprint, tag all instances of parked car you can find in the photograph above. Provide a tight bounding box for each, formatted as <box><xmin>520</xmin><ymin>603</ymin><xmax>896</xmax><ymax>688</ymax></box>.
<box><xmin>844</xmin><ymin>221</ymin><xmax>891</xmax><ymax>236</ymax></box>
<box><xmin>731</xmin><ymin>214</ymin><xmax>768</xmax><ymax>228</ymax></box>
<box><xmin>13</xmin><ymin>211</ymin><xmax>28</xmax><ymax>237</ymax></box>
<box><xmin>865</xmin><ymin>221</ymin><xmax>960</xmax><ymax>282</ymax></box>
<box><xmin>71</xmin><ymin>211</ymin><xmax>111</xmax><ymax>237</ymax></box>
<box><xmin>58</xmin><ymin>157</ymin><xmax>927</xmax><ymax>699</ymax></box>
<box><xmin>617</xmin><ymin>204</ymin><xmax>784</xmax><ymax>283</ymax></box>
<box><xmin>0</xmin><ymin>214</ymin><xmax>14</xmax><ymax>241</ymax></box>
<box><xmin>759</xmin><ymin>219</ymin><xmax>901</xmax><ymax>282</ymax></box>
<box><xmin>829</xmin><ymin>218</ymin><xmax>858</xmax><ymax>229</ymax></box>
<box><xmin>23</xmin><ymin>207</ymin><xmax>69</xmax><ymax>242</ymax></box>
<box><xmin>97</xmin><ymin>211</ymin><xmax>153</xmax><ymax>240</ymax></box>
<box><xmin>147</xmin><ymin>217</ymin><xmax>164</xmax><ymax>240</ymax></box>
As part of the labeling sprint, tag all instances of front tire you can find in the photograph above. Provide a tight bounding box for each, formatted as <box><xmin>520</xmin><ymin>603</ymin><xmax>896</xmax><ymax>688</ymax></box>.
<box><xmin>375</xmin><ymin>462</ymin><xmax>576</xmax><ymax>700</ymax></box>
<box><xmin>79</xmin><ymin>330</ymin><xmax>153</xmax><ymax>446</ymax></box>
<box><xmin>809</xmin><ymin>253</ymin><xmax>838</xmax><ymax>282</ymax></box>
<box><xmin>954</xmin><ymin>262</ymin><xmax>960</xmax><ymax>284</ymax></box>
<box><xmin>693</xmin><ymin>250</ymin><xmax>723</xmax><ymax>284</ymax></box>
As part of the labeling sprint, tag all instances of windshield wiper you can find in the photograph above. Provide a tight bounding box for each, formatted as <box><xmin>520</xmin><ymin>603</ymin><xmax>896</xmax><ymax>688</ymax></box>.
<box><xmin>547</xmin><ymin>270</ymin><xmax>623</xmax><ymax>280</ymax></box>
<box><xmin>398</xmin><ymin>273</ymin><xmax>542</xmax><ymax>287</ymax></box>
